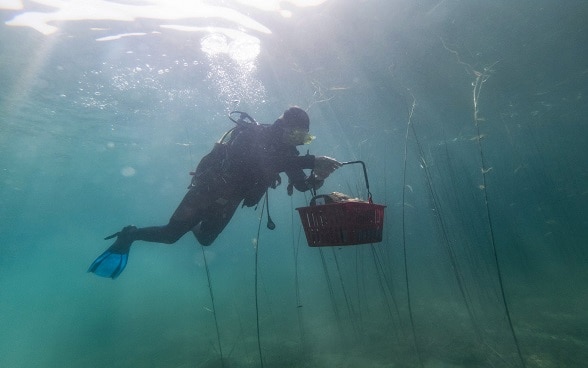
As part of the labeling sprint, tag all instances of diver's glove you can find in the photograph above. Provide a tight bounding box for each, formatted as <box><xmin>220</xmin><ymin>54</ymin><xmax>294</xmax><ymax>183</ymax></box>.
<box><xmin>313</xmin><ymin>156</ymin><xmax>342</xmax><ymax>180</ymax></box>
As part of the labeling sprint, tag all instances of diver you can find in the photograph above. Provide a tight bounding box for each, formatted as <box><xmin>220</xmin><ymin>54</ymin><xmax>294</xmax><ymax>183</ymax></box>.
<box><xmin>89</xmin><ymin>106</ymin><xmax>341</xmax><ymax>278</ymax></box>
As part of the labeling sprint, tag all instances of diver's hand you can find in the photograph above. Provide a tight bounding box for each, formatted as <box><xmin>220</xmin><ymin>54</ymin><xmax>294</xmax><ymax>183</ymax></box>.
<box><xmin>314</xmin><ymin>156</ymin><xmax>342</xmax><ymax>180</ymax></box>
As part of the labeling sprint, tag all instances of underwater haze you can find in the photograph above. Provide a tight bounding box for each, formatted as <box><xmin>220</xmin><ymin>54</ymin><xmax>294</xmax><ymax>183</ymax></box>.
<box><xmin>1</xmin><ymin>0</ymin><xmax>587</xmax><ymax>367</ymax></box>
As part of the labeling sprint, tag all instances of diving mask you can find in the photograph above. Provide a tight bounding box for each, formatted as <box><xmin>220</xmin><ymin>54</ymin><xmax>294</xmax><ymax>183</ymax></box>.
<box><xmin>285</xmin><ymin>128</ymin><xmax>315</xmax><ymax>145</ymax></box>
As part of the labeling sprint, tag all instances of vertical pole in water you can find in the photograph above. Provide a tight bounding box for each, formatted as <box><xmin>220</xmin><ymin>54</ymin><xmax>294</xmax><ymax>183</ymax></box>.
<box><xmin>319</xmin><ymin>248</ymin><xmax>344</xmax><ymax>336</ymax></box>
<box><xmin>400</xmin><ymin>93</ymin><xmax>425</xmax><ymax>368</ymax></box>
<box><xmin>441</xmin><ymin>39</ymin><xmax>526</xmax><ymax>366</ymax></box>
<box><xmin>202</xmin><ymin>248</ymin><xmax>225</xmax><ymax>367</ymax></box>
<box><xmin>470</xmin><ymin>62</ymin><xmax>527</xmax><ymax>368</ymax></box>
<box><xmin>290</xmin><ymin>198</ymin><xmax>307</xmax><ymax>350</ymax></box>
<box><xmin>254</xmin><ymin>199</ymin><xmax>266</xmax><ymax>368</ymax></box>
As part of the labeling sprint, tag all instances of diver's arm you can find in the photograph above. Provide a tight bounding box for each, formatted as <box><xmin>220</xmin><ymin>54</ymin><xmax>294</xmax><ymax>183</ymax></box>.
<box><xmin>229</xmin><ymin>127</ymin><xmax>339</xmax><ymax>187</ymax></box>
<box><xmin>284</xmin><ymin>156</ymin><xmax>340</xmax><ymax>192</ymax></box>
<box><xmin>267</xmin><ymin>153</ymin><xmax>315</xmax><ymax>172</ymax></box>
<box><xmin>228</xmin><ymin>127</ymin><xmax>314</xmax><ymax>170</ymax></box>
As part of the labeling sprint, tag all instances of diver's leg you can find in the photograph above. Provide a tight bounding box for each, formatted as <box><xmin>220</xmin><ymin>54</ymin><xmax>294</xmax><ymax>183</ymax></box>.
<box><xmin>128</xmin><ymin>222</ymin><xmax>192</xmax><ymax>244</ymax></box>
<box><xmin>193</xmin><ymin>197</ymin><xmax>241</xmax><ymax>246</ymax></box>
<box><xmin>130</xmin><ymin>191</ymin><xmax>241</xmax><ymax>246</ymax></box>
<box><xmin>88</xmin><ymin>186</ymin><xmax>209</xmax><ymax>278</ymax></box>
<box><xmin>88</xmin><ymin>220</ymin><xmax>191</xmax><ymax>279</ymax></box>
<box><xmin>106</xmin><ymin>183</ymin><xmax>211</xmax><ymax>246</ymax></box>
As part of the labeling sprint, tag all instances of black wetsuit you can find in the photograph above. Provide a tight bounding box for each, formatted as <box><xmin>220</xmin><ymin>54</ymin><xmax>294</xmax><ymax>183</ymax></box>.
<box><xmin>129</xmin><ymin>123</ymin><xmax>322</xmax><ymax>246</ymax></box>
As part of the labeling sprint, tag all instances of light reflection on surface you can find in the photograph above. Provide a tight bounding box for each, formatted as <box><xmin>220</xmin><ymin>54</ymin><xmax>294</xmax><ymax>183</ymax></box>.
<box><xmin>1</xmin><ymin>0</ymin><xmax>328</xmax><ymax>36</ymax></box>
<box><xmin>1</xmin><ymin>0</ymin><xmax>329</xmax><ymax>111</ymax></box>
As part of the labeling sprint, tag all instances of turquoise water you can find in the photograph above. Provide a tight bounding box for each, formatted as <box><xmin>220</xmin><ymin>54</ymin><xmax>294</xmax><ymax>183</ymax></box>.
<box><xmin>1</xmin><ymin>1</ymin><xmax>587</xmax><ymax>367</ymax></box>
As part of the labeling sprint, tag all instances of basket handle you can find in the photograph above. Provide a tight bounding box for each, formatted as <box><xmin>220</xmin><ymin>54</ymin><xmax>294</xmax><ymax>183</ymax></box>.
<box><xmin>340</xmin><ymin>160</ymin><xmax>373</xmax><ymax>203</ymax></box>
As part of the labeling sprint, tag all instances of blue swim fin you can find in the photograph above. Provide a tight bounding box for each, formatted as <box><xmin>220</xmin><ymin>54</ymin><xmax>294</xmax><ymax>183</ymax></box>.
<box><xmin>88</xmin><ymin>226</ymin><xmax>136</xmax><ymax>279</ymax></box>
<box><xmin>88</xmin><ymin>248</ymin><xmax>128</xmax><ymax>279</ymax></box>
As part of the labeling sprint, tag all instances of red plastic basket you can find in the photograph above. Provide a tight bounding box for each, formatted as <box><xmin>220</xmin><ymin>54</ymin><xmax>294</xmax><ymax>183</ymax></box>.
<box><xmin>296</xmin><ymin>160</ymin><xmax>386</xmax><ymax>247</ymax></box>
<box><xmin>296</xmin><ymin>201</ymin><xmax>386</xmax><ymax>246</ymax></box>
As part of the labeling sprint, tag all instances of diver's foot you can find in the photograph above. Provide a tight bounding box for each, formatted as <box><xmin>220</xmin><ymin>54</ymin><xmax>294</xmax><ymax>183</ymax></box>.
<box><xmin>89</xmin><ymin>225</ymin><xmax>137</xmax><ymax>279</ymax></box>
<box><xmin>105</xmin><ymin>225</ymin><xmax>137</xmax><ymax>253</ymax></box>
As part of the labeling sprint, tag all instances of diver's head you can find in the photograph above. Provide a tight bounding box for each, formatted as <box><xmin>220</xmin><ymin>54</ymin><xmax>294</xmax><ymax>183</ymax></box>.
<box><xmin>274</xmin><ymin>106</ymin><xmax>314</xmax><ymax>146</ymax></box>
<box><xmin>282</xmin><ymin>106</ymin><xmax>309</xmax><ymax>130</ymax></box>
